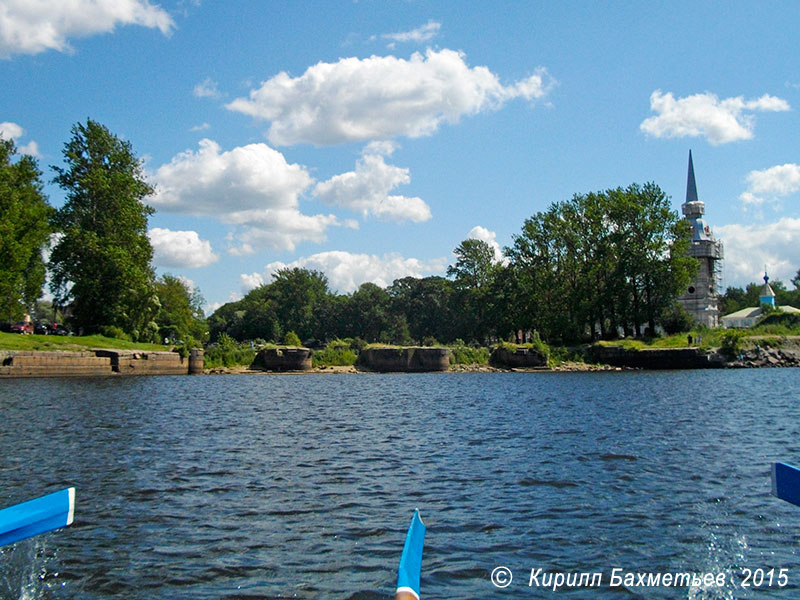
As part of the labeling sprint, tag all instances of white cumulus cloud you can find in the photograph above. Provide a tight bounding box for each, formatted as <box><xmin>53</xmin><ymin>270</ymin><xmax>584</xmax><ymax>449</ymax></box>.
<box><xmin>466</xmin><ymin>225</ymin><xmax>504</xmax><ymax>263</ymax></box>
<box><xmin>0</xmin><ymin>0</ymin><xmax>174</xmax><ymax>58</ymax></box>
<box><xmin>715</xmin><ymin>218</ymin><xmax>800</xmax><ymax>289</ymax></box>
<box><xmin>739</xmin><ymin>163</ymin><xmax>800</xmax><ymax>207</ymax></box>
<box><xmin>313</xmin><ymin>148</ymin><xmax>431</xmax><ymax>223</ymax></box>
<box><xmin>227</xmin><ymin>48</ymin><xmax>554</xmax><ymax>146</ymax></box>
<box><xmin>0</xmin><ymin>121</ymin><xmax>40</xmax><ymax>156</ymax></box>
<box><xmin>149</xmin><ymin>227</ymin><xmax>219</xmax><ymax>268</ymax></box>
<box><xmin>150</xmin><ymin>139</ymin><xmax>338</xmax><ymax>253</ymax></box>
<box><xmin>640</xmin><ymin>90</ymin><xmax>790</xmax><ymax>145</ymax></box>
<box><xmin>246</xmin><ymin>251</ymin><xmax>448</xmax><ymax>294</ymax></box>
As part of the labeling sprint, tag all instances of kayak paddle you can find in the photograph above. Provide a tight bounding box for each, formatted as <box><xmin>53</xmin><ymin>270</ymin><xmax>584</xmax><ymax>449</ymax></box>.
<box><xmin>395</xmin><ymin>508</ymin><xmax>425</xmax><ymax>600</ymax></box>
<box><xmin>772</xmin><ymin>462</ymin><xmax>800</xmax><ymax>507</ymax></box>
<box><xmin>0</xmin><ymin>487</ymin><xmax>75</xmax><ymax>547</ymax></box>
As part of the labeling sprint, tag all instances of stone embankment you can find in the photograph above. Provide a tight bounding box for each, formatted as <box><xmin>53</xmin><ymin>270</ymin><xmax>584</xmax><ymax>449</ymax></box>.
<box><xmin>0</xmin><ymin>348</ymin><xmax>202</xmax><ymax>377</ymax></box>
<box><xmin>727</xmin><ymin>346</ymin><xmax>800</xmax><ymax>368</ymax></box>
<box><xmin>590</xmin><ymin>343</ymin><xmax>800</xmax><ymax>369</ymax></box>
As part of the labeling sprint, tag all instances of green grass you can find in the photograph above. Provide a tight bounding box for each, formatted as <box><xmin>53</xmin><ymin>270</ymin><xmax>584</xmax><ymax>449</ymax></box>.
<box><xmin>0</xmin><ymin>331</ymin><xmax>171</xmax><ymax>352</ymax></box>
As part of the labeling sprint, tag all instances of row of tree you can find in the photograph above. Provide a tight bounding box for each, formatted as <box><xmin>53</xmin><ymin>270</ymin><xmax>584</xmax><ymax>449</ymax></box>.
<box><xmin>6</xmin><ymin>118</ymin><xmax>793</xmax><ymax>348</ymax></box>
<box><xmin>1</xmin><ymin>120</ymin><xmax>207</xmax><ymax>343</ymax></box>
<box><xmin>210</xmin><ymin>184</ymin><xmax>699</xmax><ymax>345</ymax></box>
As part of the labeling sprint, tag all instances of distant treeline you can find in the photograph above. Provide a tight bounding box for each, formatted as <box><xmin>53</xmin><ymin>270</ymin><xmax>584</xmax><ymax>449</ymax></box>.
<box><xmin>209</xmin><ymin>183</ymin><xmax>703</xmax><ymax>346</ymax></box>
<box><xmin>6</xmin><ymin>119</ymin><xmax>796</xmax><ymax>348</ymax></box>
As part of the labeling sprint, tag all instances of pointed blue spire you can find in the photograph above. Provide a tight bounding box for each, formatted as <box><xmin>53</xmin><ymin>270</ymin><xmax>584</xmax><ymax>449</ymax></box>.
<box><xmin>685</xmin><ymin>150</ymin><xmax>698</xmax><ymax>204</ymax></box>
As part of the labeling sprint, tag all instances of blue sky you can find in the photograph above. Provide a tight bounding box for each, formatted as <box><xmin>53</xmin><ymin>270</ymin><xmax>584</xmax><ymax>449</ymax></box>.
<box><xmin>2</xmin><ymin>1</ymin><xmax>799</xmax><ymax>311</ymax></box>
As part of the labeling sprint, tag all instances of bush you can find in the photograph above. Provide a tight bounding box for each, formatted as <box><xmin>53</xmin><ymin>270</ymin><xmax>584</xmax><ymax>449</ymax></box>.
<box><xmin>312</xmin><ymin>340</ymin><xmax>357</xmax><ymax>367</ymax></box>
<box><xmin>660</xmin><ymin>302</ymin><xmax>695</xmax><ymax>335</ymax></box>
<box><xmin>204</xmin><ymin>333</ymin><xmax>256</xmax><ymax>368</ymax></box>
<box><xmin>449</xmin><ymin>343</ymin><xmax>490</xmax><ymax>365</ymax></box>
<box><xmin>284</xmin><ymin>331</ymin><xmax>302</xmax><ymax>346</ymax></box>
<box><xmin>720</xmin><ymin>330</ymin><xmax>746</xmax><ymax>358</ymax></box>
<box><xmin>493</xmin><ymin>338</ymin><xmax>551</xmax><ymax>360</ymax></box>
<box><xmin>100</xmin><ymin>325</ymin><xmax>131</xmax><ymax>341</ymax></box>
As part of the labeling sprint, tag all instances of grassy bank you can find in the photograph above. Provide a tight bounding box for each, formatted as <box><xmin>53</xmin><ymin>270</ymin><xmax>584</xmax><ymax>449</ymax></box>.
<box><xmin>0</xmin><ymin>331</ymin><xmax>171</xmax><ymax>352</ymax></box>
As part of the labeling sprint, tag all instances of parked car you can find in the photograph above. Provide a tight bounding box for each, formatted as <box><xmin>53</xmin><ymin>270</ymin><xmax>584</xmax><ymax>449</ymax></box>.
<box><xmin>34</xmin><ymin>322</ymin><xmax>50</xmax><ymax>335</ymax></box>
<box><xmin>48</xmin><ymin>323</ymin><xmax>70</xmax><ymax>336</ymax></box>
<box><xmin>10</xmin><ymin>322</ymin><xmax>34</xmax><ymax>334</ymax></box>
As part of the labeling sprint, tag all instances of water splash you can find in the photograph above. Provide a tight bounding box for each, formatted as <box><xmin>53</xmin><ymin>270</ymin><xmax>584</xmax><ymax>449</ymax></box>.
<box><xmin>0</xmin><ymin>539</ymin><xmax>62</xmax><ymax>600</ymax></box>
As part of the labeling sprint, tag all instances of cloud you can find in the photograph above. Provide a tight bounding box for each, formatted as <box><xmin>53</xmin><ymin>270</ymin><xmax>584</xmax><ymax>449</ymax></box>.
<box><xmin>0</xmin><ymin>121</ymin><xmax>40</xmax><ymax>156</ymax></box>
<box><xmin>227</xmin><ymin>48</ymin><xmax>554</xmax><ymax>146</ymax></box>
<box><xmin>244</xmin><ymin>251</ymin><xmax>448</xmax><ymax>294</ymax></box>
<box><xmin>239</xmin><ymin>272</ymin><xmax>265</xmax><ymax>292</ymax></box>
<box><xmin>193</xmin><ymin>77</ymin><xmax>221</xmax><ymax>99</ymax></box>
<box><xmin>739</xmin><ymin>163</ymin><xmax>800</xmax><ymax>207</ymax></box>
<box><xmin>715</xmin><ymin>218</ymin><xmax>800</xmax><ymax>289</ymax></box>
<box><xmin>0</xmin><ymin>121</ymin><xmax>23</xmax><ymax>139</ymax></box>
<box><xmin>381</xmin><ymin>20</ymin><xmax>441</xmax><ymax>46</ymax></box>
<box><xmin>0</xmin><ymin>0</ymin><xmax>174</xmax><ymax>58</ymax></box>
<box><xmin>466</xmin><ymin>225</ymin><xmax>505</xmax><ymax>263</ymax></box>
<box><xmin>189</xmin><ymin>122</ymin><xmax>210</xmax><ymax>132</ymax></box>
<box><xmin>151</xmin><ymin>139</ymin><xmax>313</xmax><ymax>214</ymax></box>
<box><xmin>640</xmin><ymin>90</ymin><xmax>790</xmax><ymax>145</ymax></box>
<box><xmin>313</xmin><ymin>148</ymin><xmax>431</xmax><ymax>223</ymax></box>
<box><xmin>150</xmin><ymin>139</ymin><xmax>338</xmax><ymax>253</ymax></box>
<box><xmin>148</xmin><ymin>227</ymin><xmax>219</xmax><ymax>268</ymax></box>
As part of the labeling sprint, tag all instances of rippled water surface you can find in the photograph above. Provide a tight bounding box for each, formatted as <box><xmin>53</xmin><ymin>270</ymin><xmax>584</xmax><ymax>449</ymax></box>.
<box><xmin>1</xmin><ymin>370</ymin><xmax>800</xmax><ymax>599</ymax></box>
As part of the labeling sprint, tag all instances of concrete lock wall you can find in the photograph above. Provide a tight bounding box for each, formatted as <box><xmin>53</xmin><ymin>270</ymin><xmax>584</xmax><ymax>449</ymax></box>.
<box><xmin>0</xmin><ymin>351</ymin><xmax>112</xmax><ymax>377</ymax></box>
<box><xmin>357</xmin><ymin>347</ymin><xmax>451</xmax><ymax>372</ymax></box>
<box><xmin>251</xmin><ymin>347</ymin><xmax>313</xmax><ymax>371</ymax></box>
<box><xmin>0</xmin><ymin>349</ymin><xmax>203</xmax><ymax>378</ymax></box>
<box><xmin>590</xmin><ymin>346</ymin><xmax>726</xmax><ymax>369</ymax></box>
<box><xmin>94</xmin><ymin>350</ymin><xmax>190</xmax><ymax>375</ymax></box>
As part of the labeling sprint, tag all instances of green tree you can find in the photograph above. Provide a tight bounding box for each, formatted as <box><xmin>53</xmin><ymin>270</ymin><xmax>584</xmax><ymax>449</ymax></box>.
<box><xmin>507</xmin><ymin>183</ymin><xmax>695</xmax><ymax>342</ymax></box>
<box><xmin>720</xmin><ymin>286</ymin><xmax>747</xmax><ymax>315</ymax></box>
<box><xmin>267</xmin><ymin>268</ymin><xmax>330</xmax><ymax>341</ymax></box>
<box><xmin>0</xmin><ymin>139</ymin><xmax>52</xmax><ymax>322</ymax></box>
<box><xmin>154</xmin><ymin>274</ymin><xmax>208</xmax><ymax>342</ymax></box>
<box><xmin>447</xmin><ymin>238</ymin><xmax>501</xmax><ymax>343</ymax></box>
<box><xmin>388</xmin><ymin>276</ymin><xmax>455</xmax><ymax>343</ymax></box>
<box><xmin>49</xmin><ymin>120</ymin><xmax>157</xmax><ymax>336</ymax></box>
<box><xmin>342</xmin><ymin>282</ymin><xmax>393</xmax><ymax>342</ymax></box>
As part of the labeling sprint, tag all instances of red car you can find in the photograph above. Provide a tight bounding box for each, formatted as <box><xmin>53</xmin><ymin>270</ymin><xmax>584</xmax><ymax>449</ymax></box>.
<box><xmin>10</xmin><ymin>322</ymin><xmax>34</xmax><ymax>334</ymax></box>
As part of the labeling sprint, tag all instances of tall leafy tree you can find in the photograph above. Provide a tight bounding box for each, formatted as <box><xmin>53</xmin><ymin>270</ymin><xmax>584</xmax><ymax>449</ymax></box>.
<box><xmin>154</xmin><ymin>274</ymin><xmax>208</xmax><ymax>342</ymax></box>
<box><xmin>0</xmin><ymin>139</ymin><xmax>52</xmax><ymax>321</ymax></box>
<box><xmin>448</xmin><ymin>238</ymin><xmax>501</xmax><ymax>343</ymax></box>
<box><xmin>49</xmin><ymin>120</ymin><xmax>157</xmax><ymax>336</ymax></box>
<box><xmin>267</xmin><ymin>268</ymin><xmax>331</xmax><ymax>341</ymax></box>
<box><xmin>507</xmin><ymin>183</ymin><xmax>695</xmax><ymax>342</ymax></box>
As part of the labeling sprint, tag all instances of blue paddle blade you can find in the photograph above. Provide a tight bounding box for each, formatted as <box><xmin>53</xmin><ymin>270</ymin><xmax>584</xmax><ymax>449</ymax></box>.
<box><xmin>0</xmin><ymin>488</ymin><xmax>75</xmax><ymax>547</ymax></box>
<box><xmin>396</xmin><ymin>509</ymin><xmax>425</xmax><ymax>600</ymax></box>
<box><xmin>772</xmin><ymin>463</ymin><xmax>800</xmax><ymax>507</ymax></box>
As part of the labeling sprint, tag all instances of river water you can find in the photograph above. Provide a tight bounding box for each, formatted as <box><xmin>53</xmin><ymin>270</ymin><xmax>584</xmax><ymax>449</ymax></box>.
<box><xmin>1</xmin><ymin>370</ymin><xmax>799</xmax><ymax>599</ymax></box>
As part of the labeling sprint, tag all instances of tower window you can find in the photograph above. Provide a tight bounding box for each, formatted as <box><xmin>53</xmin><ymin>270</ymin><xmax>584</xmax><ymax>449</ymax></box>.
<box><xmin>688</xmin><ymin>286</ymin><xmax>695</xmax><ymax>294</ymax></box>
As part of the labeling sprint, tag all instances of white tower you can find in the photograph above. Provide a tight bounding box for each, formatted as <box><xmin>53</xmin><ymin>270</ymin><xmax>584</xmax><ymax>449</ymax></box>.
<box><xmin>677</xmin><ymin>151</ymin><xmax>723</xmax><ymax>328</ymax></box>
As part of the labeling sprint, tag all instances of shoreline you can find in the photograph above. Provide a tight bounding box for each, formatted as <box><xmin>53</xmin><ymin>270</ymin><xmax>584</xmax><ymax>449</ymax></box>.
<box><xmin>2</xmin><ymin>344</ymin><xmax>799</xmax><ymax>379</ymax></box>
